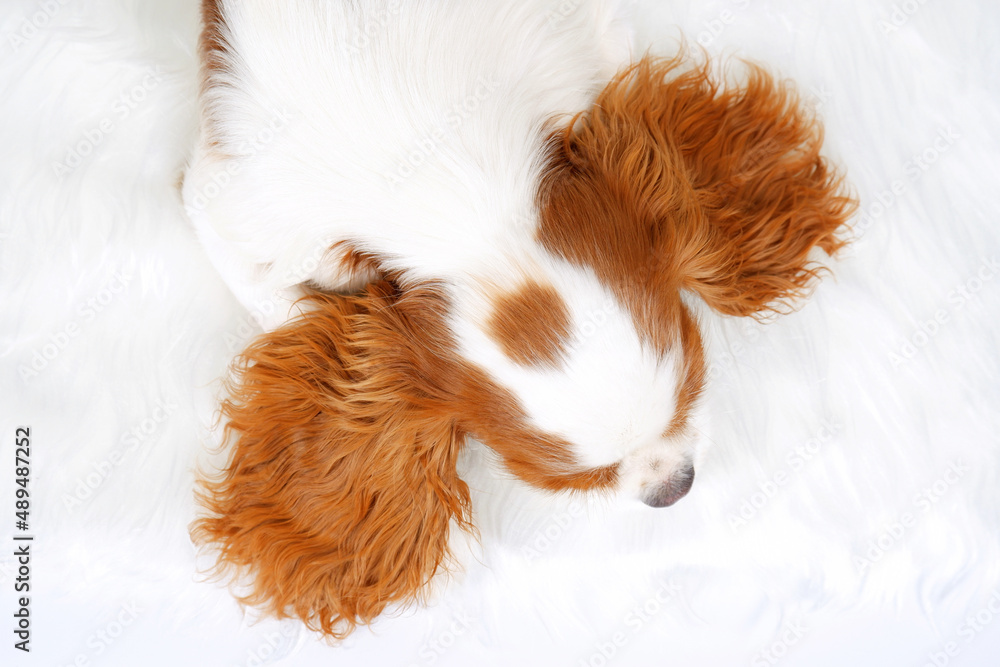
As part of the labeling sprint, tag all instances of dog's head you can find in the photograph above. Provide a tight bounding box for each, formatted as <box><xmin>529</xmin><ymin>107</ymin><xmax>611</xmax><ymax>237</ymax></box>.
<box><xmin>193</xmin><ymin>55</ymin><xmax>855</xmax><ymax>638</ymax></box>
<box><xmin>452</xmin><ymin>55</ymin><xmax>855</xmax><ymax>506</ymax></box>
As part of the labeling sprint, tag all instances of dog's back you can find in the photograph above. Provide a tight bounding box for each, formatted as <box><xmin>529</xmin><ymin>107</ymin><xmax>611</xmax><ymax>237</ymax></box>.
<box><xmin>184</xmin><ymin>0</ymin><xmax>631</xmax><ymax>321</ymax></box>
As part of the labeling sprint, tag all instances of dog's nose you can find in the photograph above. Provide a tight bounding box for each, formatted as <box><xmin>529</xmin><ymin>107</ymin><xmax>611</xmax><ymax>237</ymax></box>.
<box><xmin>642</xmin><ymin>465</ymin><xmax>695</xmax><ymax>508</ymax></box>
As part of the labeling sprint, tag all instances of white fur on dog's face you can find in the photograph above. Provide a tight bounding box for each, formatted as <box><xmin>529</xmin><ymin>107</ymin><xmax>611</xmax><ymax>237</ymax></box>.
<box><xmin>450</xmin><ymin>252</ymin><xmax>702</xmax><ymax>508</ymax></box>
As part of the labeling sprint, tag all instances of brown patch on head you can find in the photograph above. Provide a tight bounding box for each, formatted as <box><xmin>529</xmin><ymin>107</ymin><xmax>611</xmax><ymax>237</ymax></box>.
<box><xmin>485</xmin><ymin>281</ymin><xmax>571</xmax><ymax>368</ymax></box>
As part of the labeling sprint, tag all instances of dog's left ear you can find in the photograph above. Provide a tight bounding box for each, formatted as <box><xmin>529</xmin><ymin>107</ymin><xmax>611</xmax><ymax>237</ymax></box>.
<box><xmin>540</xmin><ymin>54</ymin><xmax>857</xmax><ymax>318</ymax></box>
<box><xmin>192</xmin><ymin>282</ymin><xmax>473</xmax><ymax>639</ymax></box>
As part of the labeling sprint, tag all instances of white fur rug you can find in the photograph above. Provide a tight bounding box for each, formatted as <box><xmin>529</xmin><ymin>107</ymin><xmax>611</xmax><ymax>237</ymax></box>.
<box><xmin>3</xmin><ymin>1</ymin><xmax>999</xmax><ymax>665</ymax></box>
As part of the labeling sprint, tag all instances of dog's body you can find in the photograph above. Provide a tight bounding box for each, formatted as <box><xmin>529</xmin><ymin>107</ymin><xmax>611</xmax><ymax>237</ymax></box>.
<box><xmin>185</xmin><ymin>0</ymin><xmax>630</xmax><ymax>320</ymax></box>
<box><xmin>186</xmin><ymin>0</ymin><xmax>854</xmax><ymax>639</ymax></box>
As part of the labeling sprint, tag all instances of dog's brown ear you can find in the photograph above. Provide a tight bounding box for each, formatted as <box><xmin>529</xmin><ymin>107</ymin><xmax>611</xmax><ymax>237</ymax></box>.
<box><xmin>540</xmin><ymin>54</ymin><xmax>856</xmax><ymax>318</ymax></box>
<box><xmin>192</xmin><ymin>282</ymin><xmax>472</xmax><ymax>639</ymax></box>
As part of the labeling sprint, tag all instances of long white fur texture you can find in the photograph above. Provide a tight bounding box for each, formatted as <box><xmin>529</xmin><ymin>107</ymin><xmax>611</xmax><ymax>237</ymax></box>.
<box><xmin>2</xmin><ymin>0</ymin><xmax>999</xmax><ymax>665</ymax></box>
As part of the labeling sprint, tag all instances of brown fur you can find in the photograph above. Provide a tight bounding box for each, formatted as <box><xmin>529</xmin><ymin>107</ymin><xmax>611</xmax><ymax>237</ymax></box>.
<box><xmin>663</xmin><ymin>305</ymin><xmax>706</xmax><ymax>439</ymax></box>
<box><xmin>486</xmin><ymin>281</ymin><xmax>571</xmax><ymax>368</ymax></box>
<box><xmin>193</xmin><ymin>283</ymin><xmax>474</xmax><ymax>639</ymax></box>
<box><xmin>199</xmin><ymin>0</ymin><xmax>225</xmax><ymax>74</ymax></box>
<box><xmin>198</xmin><ymin>0</ymin><xmax>227</xmax><ymax>147</ymax></box>
<box><xmin>538</xmin><ymin>55</ymin><xmax>857</xmax><ymax>322</ymax></box>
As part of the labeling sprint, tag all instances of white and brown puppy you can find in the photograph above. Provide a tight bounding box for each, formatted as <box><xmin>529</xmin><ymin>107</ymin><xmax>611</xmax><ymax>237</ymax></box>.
<box><xmin>185</xmin><ymin>0</ymin><xmax>854</xmax><ymax>639</ymax></box>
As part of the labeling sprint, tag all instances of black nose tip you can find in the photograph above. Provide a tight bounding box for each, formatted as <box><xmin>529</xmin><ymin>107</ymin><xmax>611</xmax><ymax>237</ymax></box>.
<box><xmin>642</xmin><ymin>465</ymin><xmax>695</xmax><ymax>508</ymax></box>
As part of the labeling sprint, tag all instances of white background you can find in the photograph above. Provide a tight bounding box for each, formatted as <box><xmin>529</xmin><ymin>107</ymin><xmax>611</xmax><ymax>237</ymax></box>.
<box><xmin>2</xmin><ymin>0</ymin><xmax>999</xmax><ymax>665</ymax></box>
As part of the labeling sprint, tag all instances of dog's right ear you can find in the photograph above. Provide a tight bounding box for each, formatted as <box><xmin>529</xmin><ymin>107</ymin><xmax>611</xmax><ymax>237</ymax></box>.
<box><xmin>192</xmin><ymin>281</ymin><xmax>473</xmax><ymax>639</ymax></box>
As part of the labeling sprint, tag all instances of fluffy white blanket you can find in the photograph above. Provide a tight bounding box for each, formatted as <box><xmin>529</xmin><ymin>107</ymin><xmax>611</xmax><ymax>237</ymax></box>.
<box><xmin>2</xmin><ymin>1</ymin><xmax>998</xmax><ymax>665</ymax></box>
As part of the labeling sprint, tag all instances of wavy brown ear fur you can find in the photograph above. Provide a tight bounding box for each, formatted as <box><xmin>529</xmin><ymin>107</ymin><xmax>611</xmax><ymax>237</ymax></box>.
<box><xmin>540</xmin><ymin>53</ymin><xmax>857</xmax><ymax>318</ymax></box>
<box><xmin>192</xmin><ymin>282</ymin><xmax>472</xmax><ymax>639</ymax></box>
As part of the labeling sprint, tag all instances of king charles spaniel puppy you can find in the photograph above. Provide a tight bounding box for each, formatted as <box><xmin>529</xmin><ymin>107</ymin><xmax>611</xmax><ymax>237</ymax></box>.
<box><xmin>186</xmin><ymin>0</ymin><xmax>855</xmax><ymax>639</ymax></box>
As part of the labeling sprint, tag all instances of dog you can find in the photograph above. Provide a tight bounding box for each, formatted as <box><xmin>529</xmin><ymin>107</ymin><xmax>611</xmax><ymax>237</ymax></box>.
<box><xmin>184</xmin><ymin>0</ymin><xmax>855</xmax><ymax>639</ymax></box>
